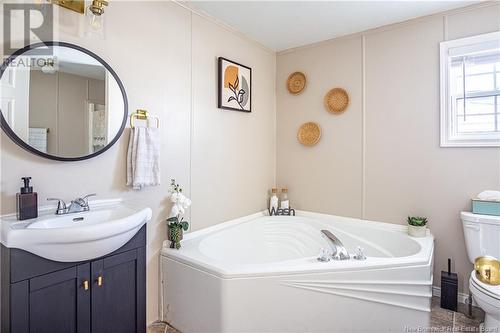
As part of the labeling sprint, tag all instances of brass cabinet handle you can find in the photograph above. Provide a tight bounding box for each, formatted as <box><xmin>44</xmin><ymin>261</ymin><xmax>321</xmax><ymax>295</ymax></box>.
<box><xmin>97</xmin><ymin>275</ymin><xmax>103</xmax><ymax>287</ymax></box>
<box><xmin>83</xmin><ymin>280</ymin><xmax>89</xmax><ymax>291</ymax></box>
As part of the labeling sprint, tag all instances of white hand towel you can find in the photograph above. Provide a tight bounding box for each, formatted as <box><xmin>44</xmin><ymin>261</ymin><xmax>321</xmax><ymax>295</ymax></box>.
<box><xmin>126</xmin><ymin>127</ymin><xmax>160</xmax><ymax>190</ymax></box>
<box><xmin>477</xmin><ymin>190</ymin><xmax>500</xmax><ymax>202</ymax></box>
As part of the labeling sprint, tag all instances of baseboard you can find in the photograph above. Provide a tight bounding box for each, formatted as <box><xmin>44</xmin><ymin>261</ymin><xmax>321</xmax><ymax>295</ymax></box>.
<box><xmin>432</xmin><ymin>286</ymin><xmax>477</xmax><ymax>306</ymax></box>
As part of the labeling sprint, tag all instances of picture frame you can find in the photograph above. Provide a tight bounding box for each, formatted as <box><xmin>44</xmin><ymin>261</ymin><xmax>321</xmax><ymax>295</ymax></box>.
<box><xmin>218</xmin><ymin>57</ymin><xmax>252</xmax><ymax>112</ymax></box>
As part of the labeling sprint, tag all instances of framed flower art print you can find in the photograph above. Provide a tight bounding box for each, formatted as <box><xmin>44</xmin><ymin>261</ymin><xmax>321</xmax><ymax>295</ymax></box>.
<box><xmin>218</xmin><ymin>57</ymin><xmax>252</xmax><ymax>112</ymax></box>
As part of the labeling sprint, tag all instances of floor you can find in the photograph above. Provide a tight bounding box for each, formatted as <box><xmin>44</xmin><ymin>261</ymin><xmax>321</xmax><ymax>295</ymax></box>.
<box><xmin>148</xmin><ymin>321</ymin><xmax>179</xmax><ymax>333</ymax></box>
<box><xmin>148</xmin><ymin>297</ymin><xmax>485</xmax><ymax>333</ymax></box>
<box><xmin>430</xmin><ymin>297</ymin><xmax>485</xmax><ymax>332</ymax></box>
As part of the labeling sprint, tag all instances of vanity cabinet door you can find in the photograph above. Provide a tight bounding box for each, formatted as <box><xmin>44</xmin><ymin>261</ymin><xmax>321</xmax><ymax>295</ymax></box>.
<box><xmin>91</xmin><ymin>247</ymin><xmax>146</xmax><ymax>333</ymax></box>
<box><xmin>10</xmin><ymin>263</ymin><xmax>91</xmax><ymax>333</ymax></box>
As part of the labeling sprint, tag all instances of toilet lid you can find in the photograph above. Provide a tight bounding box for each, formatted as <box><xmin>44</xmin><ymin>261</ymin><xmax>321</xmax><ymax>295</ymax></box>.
<box><xmin>471</xmin><ymin>271</ymin><xmax>500</xmax><ymax>300</ymax></box>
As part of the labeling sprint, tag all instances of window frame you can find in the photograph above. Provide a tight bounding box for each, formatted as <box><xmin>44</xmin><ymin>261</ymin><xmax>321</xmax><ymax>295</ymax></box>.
<box><xmin>439</xmin><ymin>31</ymin><xmax>500</xmax><ymax>147</ymax></box>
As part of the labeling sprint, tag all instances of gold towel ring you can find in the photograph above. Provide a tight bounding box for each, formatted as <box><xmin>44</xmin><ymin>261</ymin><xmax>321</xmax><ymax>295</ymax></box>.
<box><xmin>130</xmin><ymin>109</ymin><xmax>160</xmax><ymax>128</ymax></box>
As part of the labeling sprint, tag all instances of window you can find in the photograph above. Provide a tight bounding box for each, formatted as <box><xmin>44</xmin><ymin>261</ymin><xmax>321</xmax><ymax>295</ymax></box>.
<box><xmin>440</xmin><ymin>31</ymin><xmax>500</xmax><ymax>147</ymax></box>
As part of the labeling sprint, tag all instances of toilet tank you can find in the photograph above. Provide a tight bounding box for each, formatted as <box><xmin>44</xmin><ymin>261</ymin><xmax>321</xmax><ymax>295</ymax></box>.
<box><xmin>461</xmin><ymin>212</ymin><xmax>500</xmax><ymax>263</ymax></box>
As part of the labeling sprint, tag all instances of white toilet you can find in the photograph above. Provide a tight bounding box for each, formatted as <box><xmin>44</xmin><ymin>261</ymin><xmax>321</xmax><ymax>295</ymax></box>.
<box><xmin>461</xmin><ymin>212</ymin><xmax>500</xmax><ymax>329</ymax></box>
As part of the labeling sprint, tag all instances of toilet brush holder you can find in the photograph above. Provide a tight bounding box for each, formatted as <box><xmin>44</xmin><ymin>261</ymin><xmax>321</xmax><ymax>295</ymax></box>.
<box><xmin>441</xmin><ymin>258</ymin><xmax>458</xmax><ymax>311</ymax></box>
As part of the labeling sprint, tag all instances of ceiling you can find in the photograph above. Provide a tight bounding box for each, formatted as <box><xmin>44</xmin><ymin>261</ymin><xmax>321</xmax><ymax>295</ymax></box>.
<box><xmin>25</xmin><ymin>46</ymin><xmax>105</xmax><ymax>80</ymax></box>
<box><xmin>187</xmin><ymin>1</ymin><xmax>478</xmax><ymax>51</ymax></box>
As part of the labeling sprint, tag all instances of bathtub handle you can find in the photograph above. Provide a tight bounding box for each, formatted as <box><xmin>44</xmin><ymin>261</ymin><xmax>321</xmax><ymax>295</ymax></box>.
<box><xmin>353</xmin><ymin>246</ymin><xmax>367</xmax><ymax>260</ymax></box>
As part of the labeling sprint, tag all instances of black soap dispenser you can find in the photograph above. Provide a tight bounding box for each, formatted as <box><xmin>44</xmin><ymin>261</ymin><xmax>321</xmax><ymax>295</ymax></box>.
<box><xmin>16</xmin><ymin>177</ymin><xmax>38</xmax><ymax>220</ymax></box>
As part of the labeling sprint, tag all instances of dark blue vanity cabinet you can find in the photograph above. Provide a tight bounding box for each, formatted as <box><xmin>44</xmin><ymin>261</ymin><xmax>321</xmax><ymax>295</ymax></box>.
<box><xmin>1</xmin><ymin>226</ymin><xmax>146</xmax><ymax>333</ymax></box>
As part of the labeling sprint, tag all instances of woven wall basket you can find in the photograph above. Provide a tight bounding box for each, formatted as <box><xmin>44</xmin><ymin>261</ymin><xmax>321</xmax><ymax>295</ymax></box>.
<box><xmin>297</xmin><ymin>122</ymin><xmax>321</xmax><ymax>146</ymax></box>
<box><xmin>324</xmin><ymin>88</ymin><xmax>349</xmax><ymax>114</ymax></box>
<box><xmin>287</xmin><ymin>72</ymin><xmax>306</xmax><ymax>94</ymax></box>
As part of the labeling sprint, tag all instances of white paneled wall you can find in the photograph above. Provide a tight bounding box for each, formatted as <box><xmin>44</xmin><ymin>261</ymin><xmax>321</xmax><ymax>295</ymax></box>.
<box><xmin>277</xmin><ymin>3</ymin><xmax>500</xmax><ymax>294</ymax></box>
<box><xmin>0</xmin><ymin>1</ymin><xmax>276</xmax><ymax>324</ymax></box>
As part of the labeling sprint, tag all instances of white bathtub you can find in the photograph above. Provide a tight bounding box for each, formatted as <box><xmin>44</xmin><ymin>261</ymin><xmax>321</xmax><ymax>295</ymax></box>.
<box><xmin>161</xmin><ymin>211</ymin><xmax>434</xmax><ymax>333</ymax></box>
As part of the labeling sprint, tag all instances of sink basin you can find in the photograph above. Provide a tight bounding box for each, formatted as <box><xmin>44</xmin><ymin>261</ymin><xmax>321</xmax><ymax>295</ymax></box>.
<box><xmin>0</xmin><ymin>199</ymin><xmax>152</xmax><ymax>262</ymax></box>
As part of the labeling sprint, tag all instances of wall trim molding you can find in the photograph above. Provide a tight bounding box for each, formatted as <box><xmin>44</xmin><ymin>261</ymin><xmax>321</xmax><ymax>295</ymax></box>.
<box><xmin>361</xmin><ymin>34</ymin><xmax>366</xmax><ymax>219</ymax></box>
<box><xmin>171</xmin><ymin>0</ymin><xmax>275</xmax><ymax>55</ymax></box>
<box><xmin>277</xmin><ymin>1</ymin><xmax>499</xmax><ymax>55</ymax></box>
<box><xmin>188</xmin><ymin>11</ymin><xmax>194</xmax><ymax>228</ymax></box>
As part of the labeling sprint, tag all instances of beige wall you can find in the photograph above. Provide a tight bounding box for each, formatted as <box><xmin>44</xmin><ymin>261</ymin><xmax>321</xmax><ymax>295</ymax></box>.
<box><xmin>1</xmin><ymin>1</ymin><xmax>276</xmax><ymax>325</ymax></box>
<box><xmin>57</xmin><ymin>72</ymin><xmax>89</xmax><ymax>155</ymax></box>
<box><xmin>277</xmin><ymin>3</ymin><xmax>500</xmax><ymax>294</ymax></box>
<box><xmin>29</xmin><ymin>70</ymin><xmax>58</xmax><ymax>154</ymax></box>
<box><xmin>190</xmin><ymin>13</ymin><xmax>276</xmax><ymax>230</ymax></box>
<box><xmin>29</xmin><ymin>70</ymin><xmax>105</xmax><ymax>155</ymax></box>
<box><xmin>277</xmin><ymin>36</ymin><xmax>363</xmax><ymax>218</ymax></box>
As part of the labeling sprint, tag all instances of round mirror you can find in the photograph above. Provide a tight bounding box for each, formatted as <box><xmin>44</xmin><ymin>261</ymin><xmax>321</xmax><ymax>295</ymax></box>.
<box><xmin>0</xmin><ymin>42</ymin><xmax>127</xmax><ymax>161</ymax></box>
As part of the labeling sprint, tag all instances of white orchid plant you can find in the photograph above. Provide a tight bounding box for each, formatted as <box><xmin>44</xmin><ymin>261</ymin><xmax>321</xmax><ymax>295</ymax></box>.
<box><xmin>167</xmin><ymin>179</ymin><xmax>191</xmax><ymax>231</ymax></box>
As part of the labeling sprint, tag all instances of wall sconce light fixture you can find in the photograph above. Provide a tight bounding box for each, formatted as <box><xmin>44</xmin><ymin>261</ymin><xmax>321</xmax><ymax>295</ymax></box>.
<box><xmin>41</xmin><ymin>58</ymin><xmax>56</xmax><ymax>74</ymax></box>
<box><xmin>48</xmin><ymin>0</ymin><xmax>109</xmax><ymax>38</ymax></box>
<box><xmin>49</xmin><ymin>0</ymin><xmax>85</xmax><ymax>14</ymax></box>
<box><xmin>88</xmin><ymin>0</ymin><xmax>108</xmax><ymax>16</ymax></box>
<box><xmin>86</xmin><ymin>0</ymin><xmax>109</xmax><ymax>35</ymax></box>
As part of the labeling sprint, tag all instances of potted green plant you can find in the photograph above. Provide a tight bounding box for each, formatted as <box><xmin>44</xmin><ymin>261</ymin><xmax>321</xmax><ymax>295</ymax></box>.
<box><xmin>407</xmin><ymin>216</ymin><xmax>428</xmax><ymax>237</ymax></box>
<box><xmin>167</xmin><ymin>179</ymin><xmax>191</xmax><ymax>249</ymax></box>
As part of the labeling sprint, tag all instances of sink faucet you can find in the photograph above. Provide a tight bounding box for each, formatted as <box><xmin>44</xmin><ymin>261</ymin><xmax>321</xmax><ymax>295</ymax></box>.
<box><xmin>321</xmin><ymin>229</ymin><xmax>350</xmax><ymax>260</ymax></box>
<box><xmin>47</xmin><ymin>194</ymin><xmax>96</xmax><ymax>215</ymax></box>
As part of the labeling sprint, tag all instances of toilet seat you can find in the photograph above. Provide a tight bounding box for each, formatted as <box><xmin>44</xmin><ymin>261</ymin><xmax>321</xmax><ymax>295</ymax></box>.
<box><xmin>470</xmin><ymin>271</ymin><xmax>500</xmax><ymax>329</ymax></box>
<box><xmin>471</xmin><ymin>271</ymin><xmax>500</xmax><ymax>300</ymax></box>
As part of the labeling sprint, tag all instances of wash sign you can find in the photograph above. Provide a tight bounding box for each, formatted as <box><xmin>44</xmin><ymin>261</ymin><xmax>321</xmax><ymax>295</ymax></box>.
<box><xmin>2</xmin><ymin>3</ymin><xmax>53</xmax><ymax>56</ymax></box>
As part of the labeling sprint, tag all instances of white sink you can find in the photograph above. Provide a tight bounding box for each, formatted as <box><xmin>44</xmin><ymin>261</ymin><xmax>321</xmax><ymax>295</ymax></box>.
<box><xmin>0</xmin><ymin>199</ymin><xmax>152</xmax><ymax>262</ymax></box>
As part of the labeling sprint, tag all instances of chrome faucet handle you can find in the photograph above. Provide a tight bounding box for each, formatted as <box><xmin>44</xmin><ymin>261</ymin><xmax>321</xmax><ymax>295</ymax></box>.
<box><xmin>317</xmin><ymin>248</ymin><xmax>331</xmax><ymax>262</ymax></box>
<box><xmin>76</xmin><ymin>193</ymin><xmax>96</xmax><ymax>206</ymax></box>
<box><xmin>353</xmin><ymin>246</ymin><xmax>366</xmax><ymax>260</ymax></box>
<box><xmin>47</xmin><ymin>198</ymin><xmax>67</xmax><ymax>214</ymax></box>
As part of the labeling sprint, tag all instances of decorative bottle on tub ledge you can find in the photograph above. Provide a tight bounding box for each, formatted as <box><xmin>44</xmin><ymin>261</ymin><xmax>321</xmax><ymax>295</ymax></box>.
<box><xmin>280</xmin><ymin>188</ymin><xmax>289</xmax><ymax>209</ymax></box>
<box><xmin>269</xmin><ymin>187</ymin><xmax>295</xmax><ymax>216</ymax></box>
<box><xmin>269</xmin><ymin>188</ymin><xmax>279</xmax><ymax>211</ymax></box>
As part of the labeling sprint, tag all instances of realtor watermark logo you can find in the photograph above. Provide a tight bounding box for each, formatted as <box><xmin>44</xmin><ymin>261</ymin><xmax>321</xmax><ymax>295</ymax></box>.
<box><xmin>2</xmin><ymin>3</ymin><xmax>54</xmax><ymax>56</ymax></box>
<box><xmin>404</xmin><ymin>325</ymin><xmax>499</xmax><ymax>332</ymax></box>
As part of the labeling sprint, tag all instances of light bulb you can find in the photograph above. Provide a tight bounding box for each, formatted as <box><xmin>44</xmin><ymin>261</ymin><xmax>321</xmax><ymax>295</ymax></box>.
<box><xmin>89</xmin><ymin>14</ymin><xmax>103</xmax><ymax>30</ymax></box>
<box><xmin>85</xmin><ymin>2</ymin><xmax>106</xmax><ymax>38</ymax></box>
<box><xmin>41</xmin><ymin>59</ymin><xmax>55</xmax><ymax>74</ymax></box>
<box><xmin>41</xmin><ymin>65</ymin><xmax>55</xmax><ymax>74</ymax></box>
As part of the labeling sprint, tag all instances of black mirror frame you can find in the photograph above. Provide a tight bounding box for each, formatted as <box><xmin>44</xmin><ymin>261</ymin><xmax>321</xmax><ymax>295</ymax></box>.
<box><xmin>0</xmin><ymin>41</ymin><xmax>128</xmax><ymax>162</ymax></box>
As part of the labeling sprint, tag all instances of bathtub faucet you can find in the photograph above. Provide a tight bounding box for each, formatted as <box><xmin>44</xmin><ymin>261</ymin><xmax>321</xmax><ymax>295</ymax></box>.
<box><xmin>321</xmin><ymin>230</ymin><xmax>350</xmax><ymax>260</ymax></box>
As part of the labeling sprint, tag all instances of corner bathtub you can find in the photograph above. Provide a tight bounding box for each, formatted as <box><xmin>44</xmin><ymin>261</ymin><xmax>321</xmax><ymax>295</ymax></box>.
<box><xmin>160</xmin><ymin>211</ymin><xmax>434</xmax><ymax>333</ymax></box>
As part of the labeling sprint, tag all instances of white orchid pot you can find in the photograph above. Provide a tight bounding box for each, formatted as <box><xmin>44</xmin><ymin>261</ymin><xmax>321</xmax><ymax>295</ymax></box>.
<box><xmin>408</xmin><ymin>225</ymin><xmax>427</xmax><ymax>238</ymax></box>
